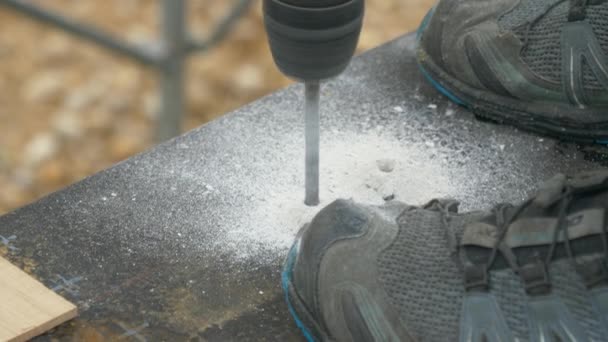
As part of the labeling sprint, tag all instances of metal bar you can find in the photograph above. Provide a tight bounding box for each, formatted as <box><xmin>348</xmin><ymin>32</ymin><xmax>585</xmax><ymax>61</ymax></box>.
<box><xmin>304</xmin><ymin>81</ymin><xmax>320</xmax><ymax>206</ymax></box>
<box><xmin>157</xmin><ymin>0</ymin><xmax>186</xmax><ymax>141</ymax></box>
<box><xmin>0</xmin><ymin>0</ymin><xmax>161</xmax><ymax>66</ymax></box>
<box><xmin>187</xmin><ymin>0</ymin><xmax>254</xmax><ymax>52</ymax></box>
<box><xmin>0</xmin><ymin>0</ymin><xmax>254</xmax><ymax>141</ymax></box>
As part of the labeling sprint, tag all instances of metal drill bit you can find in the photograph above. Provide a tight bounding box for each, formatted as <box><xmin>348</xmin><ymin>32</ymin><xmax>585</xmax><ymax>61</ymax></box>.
<box><xmin>304</xmin><ymin>81</ymin><xmax>320</xmax><ymax>206</ymax></box>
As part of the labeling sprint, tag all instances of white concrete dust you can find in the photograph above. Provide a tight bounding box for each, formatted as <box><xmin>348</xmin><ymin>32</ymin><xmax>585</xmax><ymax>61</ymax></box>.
<box><xmin>218</xmin><ymin>132</ymin><xmax>462</xmax><ymax>262</ymax></box>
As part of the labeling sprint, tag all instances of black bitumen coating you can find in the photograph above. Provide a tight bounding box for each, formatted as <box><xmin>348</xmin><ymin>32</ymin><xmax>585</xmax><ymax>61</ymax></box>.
<box><xmin>0</xmin><ymin>33</ymin><xmax>607</xmax><ymax>341</ymax></box>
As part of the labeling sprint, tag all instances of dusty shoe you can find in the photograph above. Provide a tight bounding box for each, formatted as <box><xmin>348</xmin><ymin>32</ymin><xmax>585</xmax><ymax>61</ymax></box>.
<box><xmin>282</xmin><ymin>172</ymin><xmax>608</xmax><ymax>341</ymax></box>
<box><xmin>416</xmin><ymin>0</ymin><xmax>608</xmax><ymax>142</ymax></box>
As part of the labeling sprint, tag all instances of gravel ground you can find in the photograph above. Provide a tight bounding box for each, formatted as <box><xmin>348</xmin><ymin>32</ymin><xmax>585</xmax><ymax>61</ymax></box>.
<box><xmin>0</xmin><ymin>0</ymin><xmax>435</xmax><ymax>214</ymax></box>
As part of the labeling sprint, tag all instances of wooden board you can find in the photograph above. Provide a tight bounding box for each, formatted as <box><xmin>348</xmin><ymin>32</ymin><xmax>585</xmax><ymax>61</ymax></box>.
<box><xmin>0</xmin><ymin>257</ymin><xmax>77</xmax><ymax>342</ymax></box>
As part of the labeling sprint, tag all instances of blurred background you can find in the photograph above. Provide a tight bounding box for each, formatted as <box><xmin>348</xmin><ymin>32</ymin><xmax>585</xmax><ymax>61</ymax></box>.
<box><xmin>0</xmin><ymin>0</ymin><xmax>435</xmax><ymax>214</ymax></box>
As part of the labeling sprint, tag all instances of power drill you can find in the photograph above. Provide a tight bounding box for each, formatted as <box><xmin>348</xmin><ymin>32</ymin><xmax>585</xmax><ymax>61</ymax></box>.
<box><xmin>263</xmin><ymin>0</ymin><xmax>365</xmax><ymax>206</ymax></box>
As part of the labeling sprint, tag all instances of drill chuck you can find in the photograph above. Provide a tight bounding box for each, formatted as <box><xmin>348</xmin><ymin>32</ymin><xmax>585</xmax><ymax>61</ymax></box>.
<box><xmin>263</xmin><ymin>0</ymin><xmax>364</xmax><ymax>81</ymax></box>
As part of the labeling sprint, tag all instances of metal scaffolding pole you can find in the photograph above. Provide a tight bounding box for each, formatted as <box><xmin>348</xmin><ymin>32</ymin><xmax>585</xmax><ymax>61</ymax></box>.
<box><xmin>0</xmin><ymin>0</ymin><xmax>254</xmax><ymax>142</ymax></box>
<box><xmin>0</xmin><ymin>0</ymin><xmax>161</xmax><ymax>66</ymax></box>
<box><xmin>158</xmin><ymin>0</ymin><xmax>186</xmax><ymax>141</ymax></box>
<box><xmin>187</xmin><ymin>0</ymin><xmax>253</xmax><ymax>52</ymax></box>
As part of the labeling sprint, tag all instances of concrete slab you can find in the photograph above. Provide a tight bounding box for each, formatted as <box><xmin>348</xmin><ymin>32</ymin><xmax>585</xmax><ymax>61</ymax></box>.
<box><xmin>0</xmin><ymin>33</ymin><xmax>605</xmax><ymax>340</ymax></box>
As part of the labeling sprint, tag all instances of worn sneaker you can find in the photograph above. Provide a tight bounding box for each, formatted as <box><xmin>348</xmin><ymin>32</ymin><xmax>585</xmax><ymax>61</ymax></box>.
<box><xmin>416</xmin><ymin>0</ymin><xmax>608</xmax><ymax>143</ymax></box>
<box><xmin>282</xmin><ymin>171</ymin><xmax>608</xmax><ymax>341</ymax></box>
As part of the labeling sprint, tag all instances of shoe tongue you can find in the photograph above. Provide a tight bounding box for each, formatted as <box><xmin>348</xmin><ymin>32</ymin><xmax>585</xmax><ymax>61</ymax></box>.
<box><xmin>463</xmin><ymin>171</ymin><xmax>608</xmax><ymax>249</ymax></box>
<box><xmin>533</xmin><ymin>170</ymin><xmax>608</xmax><ymax>208</ymax></box>
<box><xmin>533</xmin><ymin>174</ymin><xmax>566</xmax><ymax>208</ymax></box>
<box><xmin>568</xmin><ymin>170</ymin><xmax>608</xmax><ymax>190</ymax></box>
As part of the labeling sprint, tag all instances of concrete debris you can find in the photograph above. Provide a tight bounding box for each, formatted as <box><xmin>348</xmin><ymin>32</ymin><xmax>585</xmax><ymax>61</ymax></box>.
<box><xmin>376</xmin><ymin>159</ymin><xmax>396</xmax><ymax>173</ymax></box>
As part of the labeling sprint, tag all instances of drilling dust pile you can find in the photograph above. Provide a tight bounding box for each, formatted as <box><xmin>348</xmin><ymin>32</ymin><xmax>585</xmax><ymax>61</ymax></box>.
<box><xmin>204</xmin><ymin>131</ymin><xmax>462</xmax><ymax>263</ymax></box>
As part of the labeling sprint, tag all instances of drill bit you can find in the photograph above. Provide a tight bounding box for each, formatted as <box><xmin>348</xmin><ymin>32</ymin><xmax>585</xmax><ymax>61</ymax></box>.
<box><xmin>304</xmin><ymin>81</ymin><xmax>320</xmax><ymax>206</ymax></box>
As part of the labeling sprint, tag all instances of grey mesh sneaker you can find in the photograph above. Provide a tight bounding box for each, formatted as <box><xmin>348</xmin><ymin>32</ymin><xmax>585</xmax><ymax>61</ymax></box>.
<box><xmin>282</xmin><ymin>171</ymin><xmax>608</xmax><ymax>341</ymax></box>
<box><xmin>416</xmin><ymin>0</ymin><xmax>608</xmax><ymax>143</ymax></box>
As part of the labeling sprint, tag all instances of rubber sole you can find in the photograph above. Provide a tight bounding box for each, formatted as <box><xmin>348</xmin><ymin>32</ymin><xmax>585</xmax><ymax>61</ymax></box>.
<box><xmin>415</xmin><ymin>9</ymin><xmax>608</xmax><ymax>144</ymax></box>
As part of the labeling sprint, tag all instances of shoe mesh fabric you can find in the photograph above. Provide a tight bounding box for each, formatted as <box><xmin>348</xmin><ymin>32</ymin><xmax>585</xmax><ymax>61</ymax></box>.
<box><xmin>377</xmin><ymin>206</ymin><xmax>606</xmax><ymax>341</ymax></box>
<box><xmin>497</xmin><ymin>0</ymin><xmax>562</xmax><ymax>31</ymax></box>
<box><xmin>498</xmin><ymin>1</ymin><xmax>608</xmax><ymax>90</ymax></box>
<box><xmin>377</xmin><ymin>208</ymin><xmax>465</xmax><ymax>340</ymax></box>
<box><xmin>579</xmin><ymin>6</ymin><xmax>608</xmax><ymax>90</ymax></box>
<box><xmin>518</xmin><ymin>2</ymin><xmax>568</xmax><ymax>85</ymax></box>
<box><xmin>582</xmin><ymin>60</ymin><xmax>602</xmax><ymax>91</ymax></box>
<box><xmin>588</xmin><ymin>6</ymin><xmax>608</xmax><ymax>61</ymax></box>
<box><xmin>550</xmin><ymin>261</ymin><xmax>605</xmax><ymax>340</ymax></box>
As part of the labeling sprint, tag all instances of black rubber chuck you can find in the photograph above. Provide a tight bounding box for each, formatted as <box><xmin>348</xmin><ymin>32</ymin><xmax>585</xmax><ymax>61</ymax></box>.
<box><xmin>263</xmin><ymin>0</ymin><xmax>364</xmax><ymax>81</ymax></box>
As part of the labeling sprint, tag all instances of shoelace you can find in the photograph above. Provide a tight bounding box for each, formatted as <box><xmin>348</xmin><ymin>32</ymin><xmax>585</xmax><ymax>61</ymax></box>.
<box><xmin>484</xmin><ymin>189</ymin><xmax>573</xmax><ymax>275</ymax></box>
<box><xmin>439</xmin><ymin>186</ymin><xmax>608</xmax><ymax>288</ymax></box>
<box><xmin>483</xmin><ymin>186</ymin><xmax>608</xmax><ymax>289</ymax></box>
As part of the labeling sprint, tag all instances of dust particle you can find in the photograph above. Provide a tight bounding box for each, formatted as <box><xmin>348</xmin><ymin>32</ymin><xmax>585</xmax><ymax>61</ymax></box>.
<box><xmin>376</xmin><ymin>159</ymin><xmax>396</xmax><ymax>173</ymax></box>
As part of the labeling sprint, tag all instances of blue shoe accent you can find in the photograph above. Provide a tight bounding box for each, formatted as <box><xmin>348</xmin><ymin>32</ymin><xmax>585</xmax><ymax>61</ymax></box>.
<box><xmin>417</xmin><ymin>7</ymin><xmax>435</xmax><ymax>41</ymax></box>
<box><xmin>282</xmin><ymin>242</ymin><xmax>317</xmax><ymax>342</ymax></box>
<box><xmin>596</xmin><ymin>140</ymin><xmax>608</xmax><ymax>145</ymax></box>
<box><xmin>418</xmin><ymin>65</ymin><xmax>468</xmax><ymax>107</ymax></box>
<box><xmin>416</xmin><ymin>8</ymin><xmax>468</xmax><ymax>108</ymax></box>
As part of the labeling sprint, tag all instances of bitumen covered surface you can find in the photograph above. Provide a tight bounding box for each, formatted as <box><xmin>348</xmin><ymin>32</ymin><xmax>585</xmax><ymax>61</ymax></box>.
<box><xmin>0</xmin><ymin>33</ymin><xmax>606</xmax><ymax>341</ymax></box>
